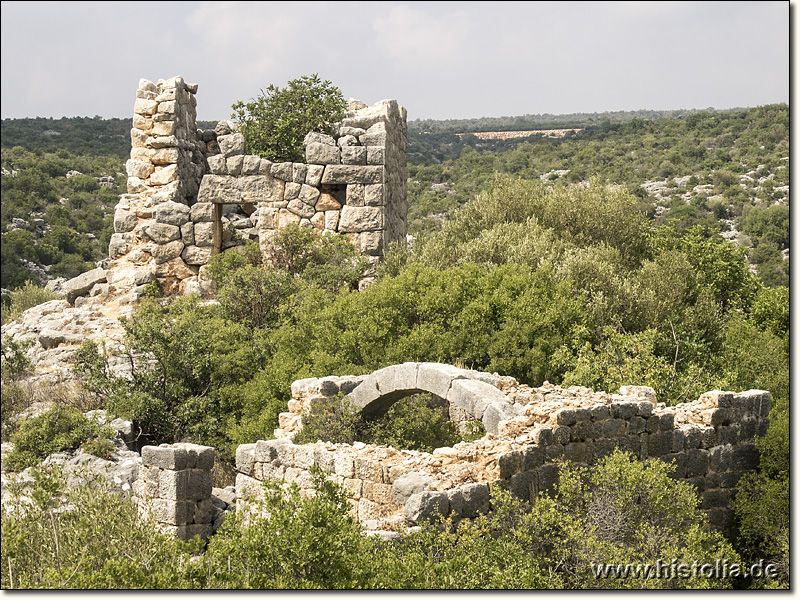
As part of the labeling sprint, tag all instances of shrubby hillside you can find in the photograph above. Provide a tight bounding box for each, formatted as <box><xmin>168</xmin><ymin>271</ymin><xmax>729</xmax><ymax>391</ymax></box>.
<box><xmin>0</xmin><ymin>105</ymin><xmax>790</xmax><ymax>589</ymax></box>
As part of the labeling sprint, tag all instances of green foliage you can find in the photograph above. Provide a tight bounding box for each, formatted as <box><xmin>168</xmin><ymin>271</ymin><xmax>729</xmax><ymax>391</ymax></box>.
<box><xmin>1</xmin><ymin>281</ymin><xmax>62</xmax><ymax>325</ymax></box>
<box><xmin>4</xmin><ymin>407</ymin><xmax>115</xmax><ymax>471</ymax></box>
<box><xmin>1</xmin><ymin>467</ymin><xmax>197</xmax><ymax>589</ymax></box>
<box><xmin>293</xmin><ymin>393</ymin><xmax>470</xmax><ymax>452</ymax></box>
<box><xmin>232</xmin><ymin>74</ymin><xmax>347</xmax><ymax>163</ymax></box>
<box><xmin>266</xmin><ymin>223</ymin><xmax>367</xmax><ymax>292</ymax></box>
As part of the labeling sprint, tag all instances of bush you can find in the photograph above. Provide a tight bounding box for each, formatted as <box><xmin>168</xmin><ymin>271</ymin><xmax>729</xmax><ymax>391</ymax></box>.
<box><xmin>1</xmin><ymin>281</ymin><xmax>61</xmax><ymax>325</ymax></box>
<box><xmin>231</xmin><ymin>74</ymin><xmax>347</xmax><ymax>163</ymax></box>
<box><xmin>292</xmin><ymin>393</ymin><xmax>472</xmax><ymax>452</ymax></box>
<box><xmin>1</xmin><ymin>467</ymin><xmax>197</xmax><ymax>589</ymax></box>
<box><xmin>4</xmin><ymin>406</ymin><xmax>115</xmax><ymax>471</ymax></box>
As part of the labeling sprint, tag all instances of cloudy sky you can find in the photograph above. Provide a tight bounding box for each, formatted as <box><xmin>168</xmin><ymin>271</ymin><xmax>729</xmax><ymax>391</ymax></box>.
<box><xmin>0</xmin><ymin>1</ymin><xmax>789</xmax><ymax>123</ymax></box>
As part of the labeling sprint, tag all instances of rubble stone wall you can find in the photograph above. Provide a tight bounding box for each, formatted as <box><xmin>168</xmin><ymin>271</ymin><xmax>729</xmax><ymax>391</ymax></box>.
<box><xmin>235</xmin><ymin>365</ymin><xmax>769</xmax><ymax>534</ymax></box>
<box><xmin>102</xmin><ymin>77</ymin><xmax>408</xmax><ymax>299</ymax></box>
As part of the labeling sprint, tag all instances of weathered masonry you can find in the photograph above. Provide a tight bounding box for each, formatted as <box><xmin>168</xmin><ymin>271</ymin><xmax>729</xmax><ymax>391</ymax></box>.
<box><xmin>108</xmin><ymin>76</ymin><xmax>408</xmax><ymax>295</ymax></box>
<box><xmin>229</xmin><ymin>363</ymin><xmax>769</xmax><ymax>535</ymax></box>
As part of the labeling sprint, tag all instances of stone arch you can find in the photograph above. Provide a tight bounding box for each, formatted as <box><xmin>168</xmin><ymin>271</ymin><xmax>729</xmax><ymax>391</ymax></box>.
<box><xmin>345</xmin><ymin>362</ymin><xmax>522</xmax><ymax>435</ymax></box>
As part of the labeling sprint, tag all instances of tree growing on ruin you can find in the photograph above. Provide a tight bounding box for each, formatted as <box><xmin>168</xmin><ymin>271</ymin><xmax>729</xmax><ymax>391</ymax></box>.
<box><xmin>232</xmin><ymin>74</ymin><xmax>347</xmax><ymax>163</ymax></box>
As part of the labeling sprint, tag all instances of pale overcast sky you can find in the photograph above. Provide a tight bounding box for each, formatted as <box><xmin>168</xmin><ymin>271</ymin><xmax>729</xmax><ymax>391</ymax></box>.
<box><xmin>0</xmin><ymin>1</ymin><xmax>789</xmax><ymax>122</ymax></box>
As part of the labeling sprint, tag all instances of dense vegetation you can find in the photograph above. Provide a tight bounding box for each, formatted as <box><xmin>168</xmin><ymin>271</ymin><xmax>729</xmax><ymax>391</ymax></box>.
<box><xmin>0</xmin><ymin>102</ymin><xmax>790</xmax><ymax>589</ymax></box>
<box><xmin>231</xmin><ymin>74</ymin><xmax>347</xmax><ymax>163</ymax></box>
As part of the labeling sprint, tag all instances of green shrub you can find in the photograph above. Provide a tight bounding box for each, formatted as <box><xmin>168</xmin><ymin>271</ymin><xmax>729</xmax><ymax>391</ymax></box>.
<box><xmin>1</xmin><ymin>281</ymin><xmax>61</xmax><ymax>325</ymax></box>
<box><xmin>293</xmin><ymin>393</ymin><xmax>466</xmax><ymax>452</ymax></box>
<box><xmin>4</xmin><ymin>407</ymin><xmax>115</xmax><ymax>471</ymax></box>
<box><xmin>231</xmin><ymin>74</ymin><xmax>347</xmax><ymax>163</ymax></box>
<box><xmin>1</xmin><ymin>467</ymin><xmax>197</xmax><ymax>589</ymax></box>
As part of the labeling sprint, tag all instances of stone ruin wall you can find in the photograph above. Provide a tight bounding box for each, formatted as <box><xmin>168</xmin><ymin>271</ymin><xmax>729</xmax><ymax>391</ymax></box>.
<box><xmin>229</xmin><ymin>364</ymin><xmax>769</xmax><ymax>536</ymax></box>
<box><xmin>100</xmin><ymin>76</ymin><xmax>408</xmax><ymax>300</ymax></box>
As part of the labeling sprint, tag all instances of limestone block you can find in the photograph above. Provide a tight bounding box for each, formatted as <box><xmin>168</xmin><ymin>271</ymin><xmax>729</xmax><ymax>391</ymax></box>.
<box><xmin>321</xmin><ymin>165</ymin><xmax>383</xmax><ymax>185</ymax></box>
<box><xmin>277</xmin><ymin>209</ymin><xmax>302</xmax><ymax>228</ymax></box>
<box><xmin>155</xmin><ymin>200</ymin><xmax>191</xmax><ymax>226</ymax></box>
<box><xmin>314</xmin><ymin>448</ymin><xmax>335</xmax><ymax>473</ymax></box>
<box><xmin>564</xmin><ymin>441</ymin><xmax>592</xmax><ymax>463</ymax></box>
<box><xmin>310</xmin><ymin>212</ymin><xmax>325</xmax><ymax>230</ymax></box>
<box><xmin>446</xmin><ymin>379</ymin><xmax>506</xmax><ymax>421</ymax></box>
<box><xmin>114</xmin><ymin>208</ymin><xmax>137</xmax><ymax>233</ymax></box>
<box><xmin>197</xmin><ymin>175</ymin><xmax>241</xmax><ymax>204</ymax></box>
<box><xmin>366</xmin><ymin>146</ymin><xmax>385</xmax><ymax>165</ymax></box>
<box><xmin>498</xmin><ymin>451</ymin><xmax>522</xmax><ymax>479</ymax></box>
<box><xmin>152</xmin><ymin>121</ymin><xmax>176</xmax><ymax>136</ymax></box>
<box><xmin>157</xmin><ymin>100</ymin><xmax>176</xmax><ymax>116</ymax></box>
<box><xmin>293</xmin><ymin>445</ymin><xmax>315</xmax><ymax>470</ymax></box>
<box><xmin>334</xmin><ymin>455</ymin><xmax>355</xmax><ymax>478</ymax></box>
<box><xmin>342</xmin><ymin>146</ymin><xmax>367</xmax><ymax>165</ymax></box>
<box><xmin>460</xmin><ymin>483</ymin><xmax>490</xmax><ymax>517</ymax></box>
<box><xmin>354</xmin><ymin>457</ymin><xmax>383</xmax><ymax>482</ymax></box>
<box><xmin>194</xmin><ymin>498</ymin><xmax>214</xmax><ymax>524</ymax></box>
<box><xmin>151</xmin><ymin>499</ymin><xmax>194</xmax><ymax>526</ymax></box>
<box><xmin>612</xmin><ymin>402</ymin><xmax>638</xmax><ymax>420</ymax></box>
<box><xmin>180</xmin><ymin>222</ymin><xmax>195</xmax><ymax>246</ymax></box>
<box><xmin>236</xmin><ymin>444</ymin><xmax>255</xmax><ymax>476</ymax></box>
<box><xmin>324</xmin><ymin>210</ymin><xmax>340</xmax><ymax>230</ymax></box>
<box><xmin>181</xmin><ymin>246</ymin><xmax>211</xmax><ymax>266</ymax></box>
<box><xmin>240</xmin><ymin>155</ymin><xmax>260</xmax><ymax>175</ymax></box>
<box><xmin>169</xmin><ymin>524</ymin><xmax>212</xmax><ymax>542</ymax></box>
<box><xmin>62</xmin><ymin>268</ymin><xmax>107</xmax><ymax>304</ymax></box>
<box><xmin>127</xmin><ymin>177</ymin><xmax>147</xmax><ymax>194</ymax></box>
<box><xmin>292</xmin><ymin>163</ymin><xmax>307</xmax><ymax>183</ymax></box>
<box><xmin>271</xmin><ymin>162</ymin><xmax>293</xmax><ymax>180</ymax></box>
<box><xmin>391</xmin><ymin>472</ymin><xmax>434</xmax><ymax>505</ymax></box>
<box><xmin>152</xmin><ymin>240</ymin><xmax>185</xmax><ymax>265</ymax></box>
<box><xmin>151</xmin><ymin>148</ymin><xmax>179</xmax><ymax>165</ymax></box>
<box><xmin>358</xmin><ymin>498</ymin><xmax>380</xmax><ymax>521</ymax></box>
<box><xmin>240</xmin><ymin>175</ymin><xmax>284</xmax><ymax>204</ymax></box>
<box><xmin>134</xmin><ymin>98</ymin><xmax>157</xmax><ymax>115</ymax></box>
<box><xmin>447</xmin><ymin>489</ymin><xmax>464</xmax><ymax>518</ymax></box>
<box><xmin>298</xmin><ymin>184</ymin><xmax>321</xmax><ymax>207</ymax></box>
<box><xmin>131</xmin><ymin>128</ymin><xmax>148</xmax><ymax>148</ymax></box>
<box><xmin>305</xmin><ymin>132</ymin><xmax>337</xmax><ymax>146</ymax></box>
<box><xmin>186</xmin><ymin>470</ymin><xmax>212</xmax><ymax>500</ymax></box>
<box><xmin>149</xmin><ymin>135</ymin><xmax>178</xmax><ymax>149</ymax></box>
<box><xmin>194</xmin><ymin>222</ymin><xmax>214</xmax><ymax>247</ymax></box>
<box><xmin>126</xmin><ymin>159</ymin><xmax>153</xmax><ymax>179</ymax></box>
<box><xmin>344</xmin><ymin>478</ymin><xmax>362</xmax><ymax>498</ymax></box>
<box><xmin>258</xmin><ymin>158</ymin><xmax>273</xmax><ymax>175</ymax></box>
<box><xmin>284</xmin><ymin>182</ymin><xmax>302</xmax><ymax>201</ymax></box>
<box><xmin>306</xmin><ymin>164</ymin><xmax>325</xmax><ymax>187</ymax></box>
<box><xmin>151</xmin><ymin>164</ymin><xmax>179</xmax><ymax>186</ymax></box>
<box><xmin>415</xmin><ymin>362</ymin><xmax>466</xmax><ymax>399</ymax></box>
<box><xmin>346</xmin><ymin>184</ymin><xmax>365</xmax><ymax>207</ymax></box>
<box><xmin>316</xmin><ymin>193</ymin><xmax>342</xmax><ymax>211</ymax></box>
<box><xmin>359</xmin><ymin>131</ymin><xmax>386</xmax><ymax>146</ymax></box>
<box><xmin>218</xmin><ymin>133</ymin><xmax>245</xmax><ymax>157</ymax></box>
<box><xmin>365</xmin><ymin>184</ymin><xmax>384</xmax><ymax>206</ymax></box>
<box><xmin>338</xmin><ymin>205</ymin><xmax>383</xmax><ymax>232</ymax></box>
<box><xmin>226</xmin><ymin>156</ymin><xmax>243</xmax><ymax>176</ymax></box>
<box><xmin>483</xmin><ymin>402</ymin><xmax>522</xmax><ymax>436</ymax></box>
<box><xmin>404</xmin><ymin>491</ymin><xmax>449</xmax><ymax>523</ymax></box>
<box><xmin>532</xmin><ymin>428</ymin><xmax>554</xmax><ymax>446</ymax></box>
<box><xmin>551</xmin><ymin>425</ymin><xmax>570</xmax><ymax>444</ymax></box>
<box><xmin>145</xmin><ymin>222</ymin><xmax>181</xmax><ymax>244</ymax></box>
<box><xmin>158</xmin><ymin>469</ymin><xmax>189</xmax><ymax>498</ymax></box>
<box><xmin>732</xmin><ymin>443</ymin><xmax>759</xmax><ymax>470</ymax></box>
<box><xmin>522</xmin><ymin>446</ymin><xmax>545</xmax><ymax>470</ymax></box>
<box><xmin>337</xmin><ymin>135</ymin><xmax>358</xmax><ymax>147</ymax></box>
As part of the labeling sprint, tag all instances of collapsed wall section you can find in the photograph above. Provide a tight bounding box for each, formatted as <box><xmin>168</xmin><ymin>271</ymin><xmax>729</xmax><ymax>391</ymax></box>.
<box><xmin>236</xmin><ymin>374</ymin><xmax>769</xmax><ymax>534</ymax></box>
<box><xmin>102</xmin><ymin>77</ymin><xmax>408</xmax><ymax>301</ymax></box>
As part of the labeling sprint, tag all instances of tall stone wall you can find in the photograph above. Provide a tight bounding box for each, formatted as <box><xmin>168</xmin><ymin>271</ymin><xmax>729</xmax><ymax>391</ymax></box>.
<box><xmin>235</xmin><ymin>367</ymin><xmax>769</xmax><ymax>535</ymax></box>
<box><xmin>104</xmin><ymin>77</ymin><xmax>408</xmax><ymax>297</ymax></box>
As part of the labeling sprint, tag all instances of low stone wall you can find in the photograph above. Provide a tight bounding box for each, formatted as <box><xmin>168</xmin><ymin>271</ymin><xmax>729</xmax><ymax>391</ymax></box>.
<box><xmin>237</xmin><ymin>368</ymin><xmax>769</xmax><ymax>533</ymax></box>
<box><xmin>134</xmin><ymin>443</ymin><xmax>215</xmax><ymax>541</ymax></box>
